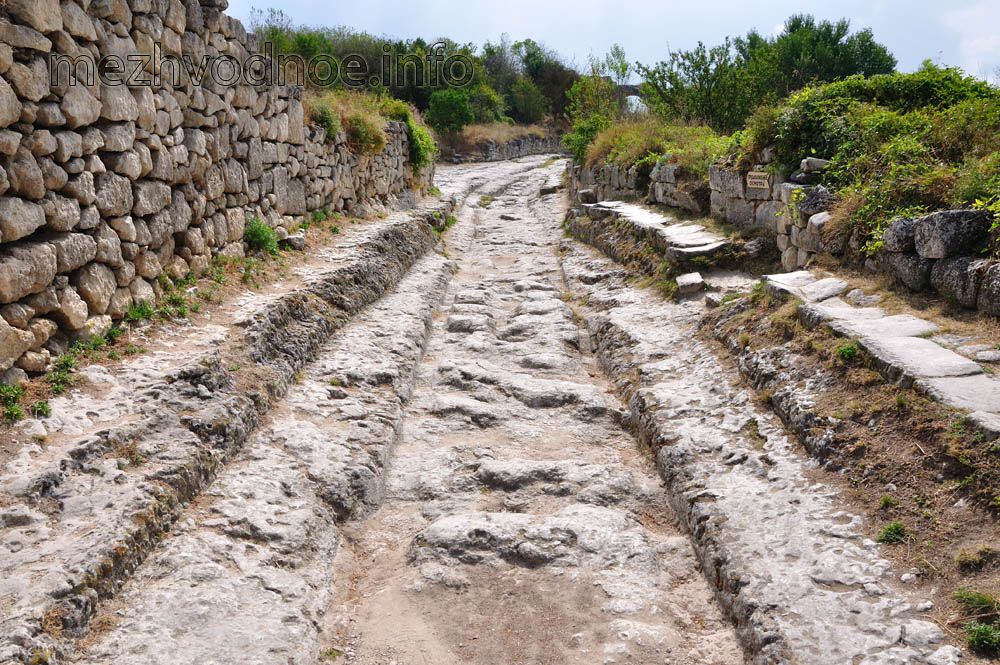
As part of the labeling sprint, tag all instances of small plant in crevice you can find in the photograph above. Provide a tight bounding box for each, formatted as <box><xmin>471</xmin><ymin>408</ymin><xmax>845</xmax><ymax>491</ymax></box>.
<box><xmin>834</xmin><ymin>340</ymin><xmax>859</xmax><ymax>363</ymax></box>
<box><xmin>879</xmin><ymin>495</ymin><xmax>898</xmax><ymax>510</ymax></box>
<box><xmin>244</xmin><ymin>217</ymin><xmax>280</xmax><ymax>256</ymax></box>
<box><xmin>877</xmin><ymin>520</ymin><xmax>908</xmax><ymax>544</ymax></box>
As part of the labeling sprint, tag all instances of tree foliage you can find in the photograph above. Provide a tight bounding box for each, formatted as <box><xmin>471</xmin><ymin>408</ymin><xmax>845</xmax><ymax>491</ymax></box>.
<box><xmin>639</xmin><ymin>14</ymin><xmax>897</xmax><ymax>132</ymax></box>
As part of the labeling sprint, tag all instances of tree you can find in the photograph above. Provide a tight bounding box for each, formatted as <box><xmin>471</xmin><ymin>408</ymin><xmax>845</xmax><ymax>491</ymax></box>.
<box><xmin>425</xmin><ymin>89</ymin><xmax>475</xmax><ymax>133</ymax></box>
<box><xmin>563</xmin><ymin>57</ymin><xmax>625</xmax><ymax>161</ymax></box>
<box><xmin>513</xmin><ymin>39</ymin><xmax>579</xmax><ymax>117</ymax></box>
<box><xmin>509</xmin><ymin>77</ymin><xmax>549</xmax><ymax>123</ymax></box>
<box><xmin>638</xmin><ymin>14</ymin><xmax>897</xmax><ymax>132</ymax></box>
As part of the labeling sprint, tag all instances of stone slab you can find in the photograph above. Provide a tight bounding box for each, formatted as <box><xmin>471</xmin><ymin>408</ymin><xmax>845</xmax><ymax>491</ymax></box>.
<box><xmin>916</xmin><ymin>374</ymin><xmax>1000</xmax><ymax>415</ymax></box>
<box><xmin>861</xmin><ymin>336</ymin><xmax>983</xmax><ymax>381</ymax></box>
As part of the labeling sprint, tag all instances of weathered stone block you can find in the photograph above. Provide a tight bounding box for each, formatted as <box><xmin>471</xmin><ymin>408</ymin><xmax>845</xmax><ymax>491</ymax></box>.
<box><xmin>0</xmin><ymin>197</ymin><xmax>45</xmax><ymax>242</ymax></box>
<box><xmin>914</xmin><ymin>209</ymin><xmax>991</xmax><ymax>260</ymax></box>
<box><xmin>885</xmin><ymin>252</ymin><xmax>934</xmax><ymax>292</ymax></box>
<box><xmin>977</xmin><ymin>263</ymin><xmax>1000</xmax><ymax>317</ymax></box>
<box><xmin>930</xmin><ymin>257</ymin><xmax>988</xmax><ymax>309</ymax></box>
<box><xmin>0</xmin><ymin>241</ymin><xmax>57</xmax><ymax>304</ymax></box>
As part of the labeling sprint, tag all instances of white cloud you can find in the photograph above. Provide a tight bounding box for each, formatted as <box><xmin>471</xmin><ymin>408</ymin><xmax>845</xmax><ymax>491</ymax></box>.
<box><xmin>942</xmin><ymin>0</ymin><xmax>1000</xmax><ymax>79</ymax></box>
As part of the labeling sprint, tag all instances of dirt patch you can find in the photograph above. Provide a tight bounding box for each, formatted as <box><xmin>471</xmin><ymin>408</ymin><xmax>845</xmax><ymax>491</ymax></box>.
<box><xmin>704</xmin><ymin>288</ymin><xmax>1000</xmax><ymax>661</ymax></box>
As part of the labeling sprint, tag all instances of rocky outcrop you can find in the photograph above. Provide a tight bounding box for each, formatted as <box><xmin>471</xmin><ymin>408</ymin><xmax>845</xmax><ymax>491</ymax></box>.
<box><xmin>0</xmin><ymin>0</ymin><xmax>432</xmax><ymax>381</ymax></box>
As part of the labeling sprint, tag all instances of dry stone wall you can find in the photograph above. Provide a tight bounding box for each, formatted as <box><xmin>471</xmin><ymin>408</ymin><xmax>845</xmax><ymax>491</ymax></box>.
<box><xmin>569</xmin><ymin>160</ymin><xmax>707</xmax><ymax>215</ymax></box>
<box><xmin>441</xmin><ymin>133</ymin><xmax>564</xmax><ymax>163</ymax></box>
<box><xmin>0</xmin><ymin>0</ymin><xmax>429</xmax><ymax>382</ymax></box>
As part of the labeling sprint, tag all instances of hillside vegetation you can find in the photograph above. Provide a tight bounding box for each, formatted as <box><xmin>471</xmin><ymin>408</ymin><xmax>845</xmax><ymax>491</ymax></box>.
<box><xmin>569</xmin><ymin>14</ymin><xmax>999</xmax><ymax>259</ymax></box>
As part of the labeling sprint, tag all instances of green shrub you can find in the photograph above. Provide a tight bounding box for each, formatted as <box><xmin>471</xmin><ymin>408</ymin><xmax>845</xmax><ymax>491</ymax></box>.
<box><xmin>835</xmin><ymin>341</ymin><xmax>859</xmax><ymax>362</ymax></box>
<box><xmin>426</xmin><ymin>89</ymin><xmax>475</xmax><ymax>134</ymax></box>
<box><xmin>344</xmin><ymin>111</ymin><xmax>387</xmax><ymax>155</ymax></box>
<box><xmin>466</xmin><ymin>83</ymin><xmax>506</xmax><ymax>123</ymax></box>
<box><xmin>585</xmin><ymin>119</ymin><xmax>729</xmax><ymax>179</ymax></box>
<box><xmin>244</xmin><ymin>217</ymin><xmax>279</xmax><ymax>255</ymax></box>
<box><xmin>29</xmin><ymin>401</ymin><xmax>51</xmax><ymax>418</ymax></box>
<box><xmin>964</xmin><ymin>622</ymin><xmax>1000</xmax><ymax>656</ymax></box>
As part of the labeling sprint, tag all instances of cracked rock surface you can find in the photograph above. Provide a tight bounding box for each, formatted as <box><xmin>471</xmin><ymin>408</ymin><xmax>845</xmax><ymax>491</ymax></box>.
<box><xmin>323</xmin><ymin>161</ymin><xmax>741</xmax><ymax>665</ymax></box>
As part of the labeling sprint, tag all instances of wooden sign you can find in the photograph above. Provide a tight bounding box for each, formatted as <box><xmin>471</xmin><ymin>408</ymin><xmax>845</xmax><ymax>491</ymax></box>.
<box><xmin>746</xmin><ymin>171</ymin><xmax>770</xmax><ymax>190</ymax></box>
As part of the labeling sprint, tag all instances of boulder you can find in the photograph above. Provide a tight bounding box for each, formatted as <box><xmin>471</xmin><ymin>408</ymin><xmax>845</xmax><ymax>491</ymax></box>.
<box><xmin>930</xmin><ymin>257</ymin><xmax>988</xmax><ymax>309</ymax></box>
<box><xmin>61</xmin><ymin>87</ymin><xmax>102</xmax><ymax>129</ymax></box>
<box><xmin>7</xmin><ymin>149</ymin><xmax>46</xmax><ymax>200</ymax></box>
<box><xmin>883</xmin><ymin>217</ymin><xmax>919</xmax><ymax>253</ymax></box>
<box><xmin>61</xmin><ymin>1</ymin><xmax>98</xmax><ymax>41</ymax></box>
<box><xmin>0</xmin><ymin>78</ymin><xmax>22</xmax><ymax>129</ymax></box>
<box><xmin>100</xmin><ymin>83</ymin><xmax>139</xmax><ymax>122</ymax></box>
<box><xmin>129</xmin><ymin>276</ymin><xmax>155</xmax><ymax>305</ymax></box>
<box><xmin>95</xmin><ymin>172</ymin><xmax>134</xmax><ymax>216</ymax></box>
<box><xmin>797</xmin><ymin>185</ymin><xmax>835</xmax><ymax>216</ymax></box>
<box><xmin>73</xmin><ymin>263</ymin><xmax>116</xmax><ymax>314</ymax></box>
<box><xmin>41</xmin><ymin>192</ymin><xmax>82</xmax><ymax>232</ymax></box>
<box><xmin>977</xmin><ymin>263</ymin><xmax>1000</xmax><ymax>317</ymax></box>
<box><xmin>800</xmin><ymin>157</ymin><xmax>830</xmax><ymax>173</ymax></box>
<box><xmin>5</xmin><ymin>0</ymin><xmax>63</xmax><ymax>33</ymax></box>
<box><xmin>676</xmin><ymin>272</ymin><xmax>704</xmax><ymax>295</ymax></box>
<box><xmin>884</xmin><ymin>252</ymin><xmax>934</xmax><ymax>292</ymax></box>
<box><xmin>0</xmin><ymin>197</ymin><xmax>45</xmax><ymax>242</ymax></box>
<box><xmin>74</xmin><ymin>315</ymin><xmax>112</xmax><ymax>343</ymax></box>
<box><xmin>0</xmin><ymin>316</ymin><xmax>35</xmax><ymax>371</ymax></box>
<box><xmin>132</xmin><ymin>181</ymin><xmax>172</xmax><ymax>216</ymax></box>
<box><xmin>914</xmin><ymin>209</ymin><xmax>991</xmax><ymax>259</ymax></box>
<box><xmin>708</xmin><ymin>166</ymin><xmax>744</xmax><ymax>199</ymax></box>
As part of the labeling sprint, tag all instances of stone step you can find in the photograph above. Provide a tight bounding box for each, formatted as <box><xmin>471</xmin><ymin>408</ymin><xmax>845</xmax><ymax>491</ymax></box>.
<box><xmin>583</xmin><ymin>200</ymin><xmax>731</xmax><ymax>262</ymax></box>
<box><xmin>764</xmin><ymin>270</ymin><xmax>1000</xmax><ymax>435</ymax></box>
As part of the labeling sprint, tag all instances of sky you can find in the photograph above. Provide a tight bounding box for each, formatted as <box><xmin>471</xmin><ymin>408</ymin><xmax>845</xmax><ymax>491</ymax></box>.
<box><xmin>226</xmin><ymin>0</ymin><xmax>1000</xmax><ymax>83</ymax></box>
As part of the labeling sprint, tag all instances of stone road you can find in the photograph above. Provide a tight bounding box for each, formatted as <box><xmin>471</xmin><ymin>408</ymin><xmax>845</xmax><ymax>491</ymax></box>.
<box><xmin>2</xmin><ymin>157</ymin><xmax>963</xmax><ymax>665</ymax></box>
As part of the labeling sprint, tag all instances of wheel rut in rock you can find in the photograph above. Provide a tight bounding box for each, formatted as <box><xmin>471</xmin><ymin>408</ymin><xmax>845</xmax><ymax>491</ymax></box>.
<box><xmin>322</xmin><ymin>161</ymin><xmax>741</xmax><ymax>665</ymax></box>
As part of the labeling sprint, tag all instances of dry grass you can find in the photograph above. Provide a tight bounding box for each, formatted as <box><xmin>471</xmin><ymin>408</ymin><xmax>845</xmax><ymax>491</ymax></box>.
<box><xmin>585</xmin><ymin>117</ymin><xmax>728</xmax><ymax>178</ymax></box>
<box><xmin>441</xmin><ymin>123</ymin><xmax>548</xmax><ymax>153</ymax></box>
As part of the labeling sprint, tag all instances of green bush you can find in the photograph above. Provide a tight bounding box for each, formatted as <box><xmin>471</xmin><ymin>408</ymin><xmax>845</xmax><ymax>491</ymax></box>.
<box><xmin>244</xmin><ymin>217</ymin><xmax>279</xmax><ymax>255</ymax></box>
<box><xmin>735</xmin><ymin>64</ymin><xmax>1000</xmax><ymax>255</ymax></box>
<box><xmin>406</xmin><ymin>116</ymin><xmax>436</xmax><ymax>174</ymax></box>
<box><xmin>344</xmin><ymin>111</ymin><xmax>387</xmax><ymax>155</ymax></box>
<box><xmin>877</xmin><ymin>520</ymin><xmax>907</xmax><ymax>543</ymax></box>
<box><xmin>965</xmin><ymin>622</ymin><xmax>1000</xmax><ymax>655</ymax></box>
<box><xmin>508</xmin><ymin>77</ymin><xmax>549</xmax><ymax>124</ymax></box>
<box><xmin>426</xmin><ymin>89</ymin><xmax>475</xmax><ymax>134</ymax></box>
<box><xmin>466</xmin><ymin>84</ymin><xmax>507</xmax><ymax>123</ymax></box>
<box><xmin>585</xmin><ymin>119</ymin><xmax>729</xmax><ymax>179</ymax></box>
<box><xmin>564</xmin><ymin>114</ymin><xmax>614</xmax><ymax>163</ymax></box>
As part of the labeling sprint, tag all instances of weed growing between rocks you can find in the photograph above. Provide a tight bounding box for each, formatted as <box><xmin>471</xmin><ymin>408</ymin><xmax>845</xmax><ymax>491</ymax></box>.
<box><xmin>244</xmin><ymin>217</ymin><xmax>280</xmax><ymax>256</ymax></box>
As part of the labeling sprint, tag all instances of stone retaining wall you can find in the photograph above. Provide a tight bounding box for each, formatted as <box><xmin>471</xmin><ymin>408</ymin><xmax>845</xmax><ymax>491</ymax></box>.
<box><xmin>881</xmin><ymin>210</ymin><xmax>1000</xmax><ymax>316</ymax></box>
<box><xmin>0</xmin><ymin>0</ymin><xmax>430</xmax><ymax>382</ymax></box>
<box><xmin>441</xmin><ymin>134</ymin><xmax>564</xmax><ymax>163</ymax></box>
<box><xmin>568</xmin><ymin>160</ymin><xmax>707</xmax><ymax>215</ymax></box>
